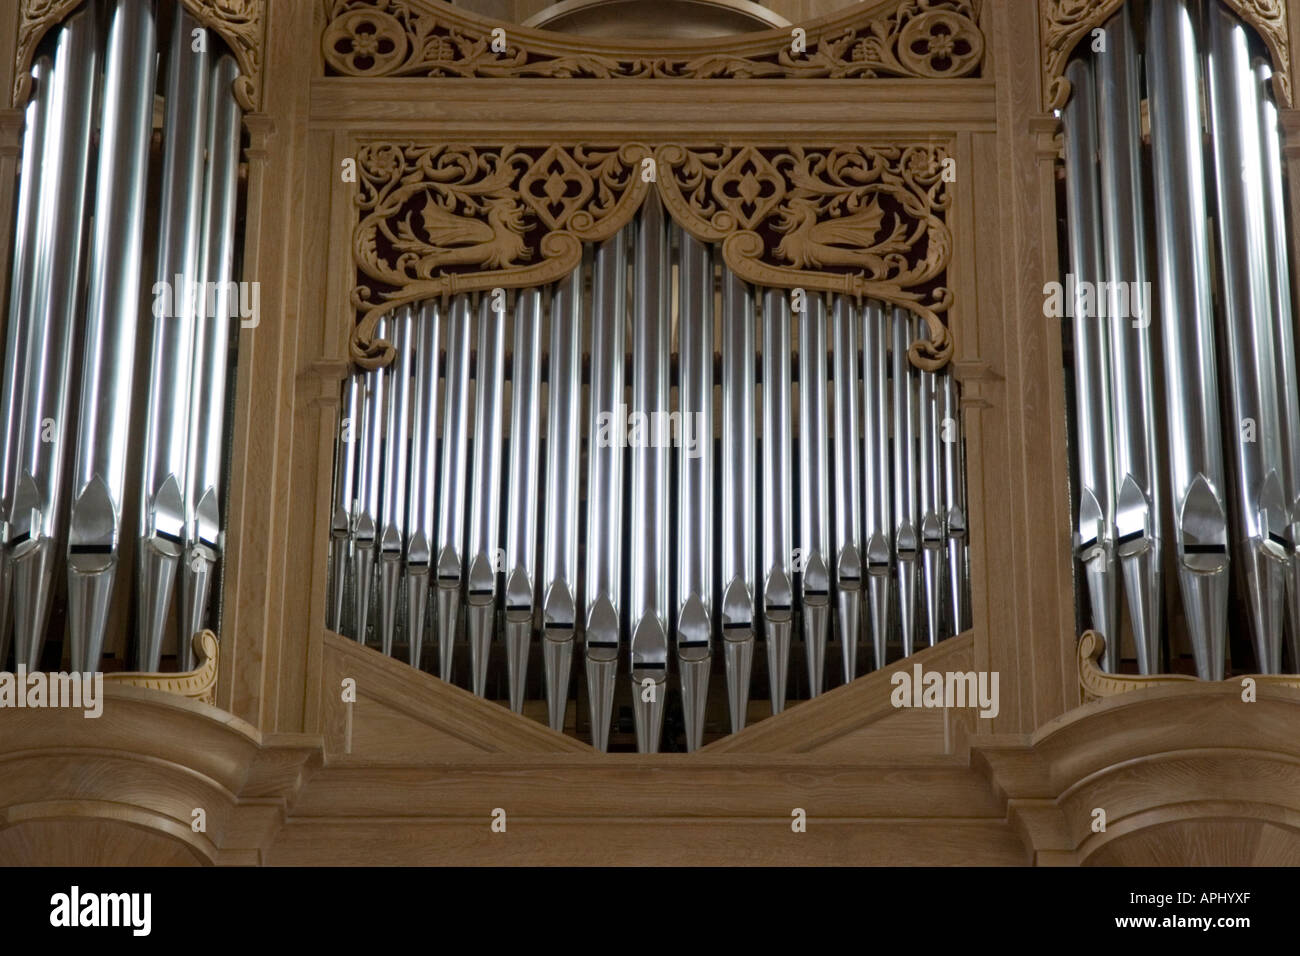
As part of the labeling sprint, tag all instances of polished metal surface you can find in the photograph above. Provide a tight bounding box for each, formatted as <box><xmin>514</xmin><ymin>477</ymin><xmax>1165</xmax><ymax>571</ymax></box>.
<box><xmin>861</xmin><ymin>299</ymin><xmax>892</xmax><ymax>670</ymax></box>
<box><xmin>404</xmin><ymin>300</ymin><xmax>441</xmax><ymax>668</ymax></box>
<box><xmin>761</xmin><ymin>288</ymin><xmax>794</xmax><ymax>714</ymax></box>
<box><xmin>436</xmin><ymin>295</ymin><xmax>474</xmax><ymax>680</ymax></box>
<box><xmin>378</xmin><ymin>306</ymin><xmax>415</xmax><ymax>659</ymax></box>
<box><xmin>831</xmin><ymin>296</ymin><xmax>862</xmax><ymax>683</ymax></box>
<box><xmin>798</xmin><ymin>293</ymin><xmax>831</xmax><ymax>695</ymax></box>
<box><xmin>1062</xmin><ymin>55</ymin><xmax>1119</xmax><ymax>671</ymax></box>
<box><xmin>891</xmin><ymin>306</ymin><xmax>919</xmax><ymax>659</ymax></box>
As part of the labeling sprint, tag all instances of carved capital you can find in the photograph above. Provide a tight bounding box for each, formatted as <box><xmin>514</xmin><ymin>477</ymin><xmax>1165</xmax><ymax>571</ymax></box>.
<box><xmin>15</xmin><ymin>0</ymin><xmax>265</xmax><ymax>110</ymax></box>
<box><xmin>1040</xmin><ymin>0</ymin><xmax>1291</xmax><ymax>110</ymax></box>
<box><xmin>349</xmin><ymin>140</ymin><xmax>956</xmax><ymax>371</ymax></box>
<box><xmin>323</xmin><ymin>0</ymin><xmax>983</xmax><ymax>82</ymax></box>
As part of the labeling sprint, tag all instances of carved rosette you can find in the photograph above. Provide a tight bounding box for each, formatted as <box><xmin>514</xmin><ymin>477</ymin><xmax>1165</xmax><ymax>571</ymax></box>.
<box><xmin>322</xmin><ymin>0</ymin><xmax>983</xmax><ymax>81</ymax></box>
<box><xmin>351</xmin><ymin>141</ymin><xmax>955</xmax><ymax>371</ymax></box>
<box><xmin>14</xmin><ymin>0</ymin><xmax>266</xmax><ymax>110</ymax></box>
<box><xmin>1078</xmin><ymin>631</ymin><xmax>1300</xmax><ymax>702</ymax></box>
<box><xmin>1041</xmin><ymin>0</ymin><xmax>1291</xmax><ymax>110</ymax></box>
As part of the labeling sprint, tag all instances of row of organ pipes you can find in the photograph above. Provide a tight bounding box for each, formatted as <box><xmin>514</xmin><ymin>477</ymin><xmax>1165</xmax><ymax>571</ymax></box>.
<box><xmin>329</xmin><ymin>193</ymin><xmax>972</xmax><ymax>752</ymax></box>
<box><xmin>1060</xmin><ymin>0</ymin><xmax>1298</xmax><ymax>677</ymax></box>
<box><xmin>0</xmin><ymin>0</ymin><xmax>243</xmax><ymax>672</ymax></box>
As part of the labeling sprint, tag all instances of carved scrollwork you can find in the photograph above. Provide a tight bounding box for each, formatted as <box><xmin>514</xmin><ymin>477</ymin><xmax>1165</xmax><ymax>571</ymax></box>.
<box><xmin>322</xmin><ymin>0</ymin><xmax>983</xmax><ymax>81</ymax></box>
<box><xmin>1041</xmin><ymin>0</ymin><xmax>1291</xmax><ymax>110</ymax></box>
<box><xmin>1078</xmin><ymin>631</ymin><xmax>1300</xmax><ymax>703</ymax></box>
<box><xmin>656</xmin><ymin>143</ymin><xmax>953</xmax><ymax>369</ymax></box>
<box><xmin>350</xmin><ymin>141</ymin><xmax>955</xmax><ymax>371</ymax></box>
<box><xmin>15</xmin><ymin>0</ymin><xmax>265</xmax><ymax>110</ymax></box>
<box><xmin>351</xmin><ymin>143</ymin><xmax>652</xmax><ymax>367</ymax></box>
<box><xmin>105</xmin><ymin>630</ymin><xmax>220</xmax><ymax>705</ymax></box>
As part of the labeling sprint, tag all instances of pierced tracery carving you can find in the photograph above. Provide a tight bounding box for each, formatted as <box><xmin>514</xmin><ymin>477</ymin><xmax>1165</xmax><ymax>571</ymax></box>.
<box><xmin>322</xmin><ymin>0</ymin><xmax>983</xmax><ymax>81</ymax></box>
<box><xmin>1041</xmin><ymin>0</ymin><xmax>1291</xmax><ymax>110</ymax></box>
<box><xmin>15</xmin><ymin>0</ymin><xmax>266</xmax><ymax>110</ymax></box>
<box><xmin>350</xmin><ymin>141</ymin><xmax>955</xmax><ymax>372</ymax></box>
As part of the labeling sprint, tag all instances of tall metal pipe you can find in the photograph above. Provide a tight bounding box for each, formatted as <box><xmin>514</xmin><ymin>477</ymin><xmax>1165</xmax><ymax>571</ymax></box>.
<box><xmin>676</xmin><ymin>227</ymin><xmax>713</xmax><ymax>750</ymax></box>
<box><xmin>1061</xmin><ymin>56</ymin><xmax>1119</xmax><ymax>670</ymax></box>
<box><xmin>9</xmin><ymin>14</ymin><xmax>99</xmax><ymax>671</ymax></box>
<box><xmin>761</xmin><ymin>288</ymin><xmax>794</xmax><ymax>712</ymax></box>
<box><xmin>64</xmin><ymin>0</ymin><xmax>158</xmax><ymax>672</ymax></box>
<box><xmin>720</xmin><ymin>268</ymin><xmax>756</xmax><ymax>729</ymax></box>
<box><xmin>178</xmin><ymin>53</ymin><xmax>241</xmax><ymax>668</ymax></box>
<box><xmin>0</xmin><ymin>55</ymin><xmax>55</xmax><ymax>670</ymax></box>
<box><xmin>629</xmin><ymin>194</ymin><xmax>670</xmax><ymax>752</ymax></box>
<box><xmin>1146</xmin><ymin>0</ymin><xmax>1229</xmax><ymax>679</ymax></box>
<box><xmin>435</xmin><ymin>295</ymin><xmax>474</xmax><ymax>681</ymax></box>
<box><xmin>329</xmin><ymin>372</ymin><xmax>362</xmax><ymax>634</ymax></box>
<box><xmin>543</xmin><ymin>268</ymin><xmax>583</xmax><ymax>732</ymax></box>
<box><xmin>798</xmin><ymin>292</ymin><xmax>831</xmax><ymax>695</ymax></box>
<box><xmin>940</xmin><ymin>370</ymin><xmax>967</xmax><ymax>636</ymax></box>
<box><xmin>584</xmin><ymin>232</ymin><xmax>627</xmax><ymax>747</ymax></box>
<box><xmin>405</xmin><ymin>300</ymin><xmax>441</xmax><ymax>668</ymax></box>
<box><xmin>352</xmin><ymin>316</ymin><xmax>388</xmax><ymax>648</ymax></box>
<box><xmin>377</xmin><ymin>305</ymin><xmax>414</xmax><ymax>658</ymax></box>
<box><xmin>137</xmin><ymin>9</ymin><xmax>212</xmax><ymax>669</ymax></box>
<box><xmin>1206</xmin><ymin>4</ymin><xmax>1289</xmax><ymax>674</ymax></box>
<box><xmin>1255</xmin><ymin>58</ymin><xmax>1300</xmax><ymax>672</ymax></box>
<box><xmin>466</xmin><ymin>294</ymin><xmax>506</xmax><ymax>694</ymax></box>
<box><xmin>916</xmin><ymin>315</ymin><xmax>946</xmax><ymax>648</ymax></box>
<box><xmin>861</xmin><ymin>300</ymin><xmax>892</xmax><ymax>669</ymax></box>
<box><xmin>1095</xmin><ymin>4</ymin><xmax>1164</xmax><ymax>675</ymax></box>
<box><xmin>890</xmin><ymin>307</ymin><xmax>919</xmax><ymax>658</ymax></box>
<box><xmin>504</xmin><ymin>288</ymin><xmax>543</xmax><ymax>712</ymax></box>
<box><xmin>830</xmin><ymin>296</ymin><xmax>862</xmax><ymax>683</ymax></box>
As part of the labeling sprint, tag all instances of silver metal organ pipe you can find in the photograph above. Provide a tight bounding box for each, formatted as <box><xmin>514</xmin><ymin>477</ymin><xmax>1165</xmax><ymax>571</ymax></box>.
<box><xmin>890</xmin><ymin>306</ymin><xmax>919</xmax><ymax>658</ymax></box>
<box><xmin>720</xmin><ymin>268</ymin><xmax>756</xmax><ymax>729</ymax></box>
<box><xmin>585</xmin><ymin>232</ymin><xmax>627</xmax><ymax>747</ymax></box>
<box><xmin>1146</xmin><ymin>0</ymin><xmax>1229</xmax><ymax>679</ymax></box>
<box><xmin>761</xmin><ymin>288</ymin><xmax>794</xmax><ymax>713</ymax></box>
<box><xmin>1255</xmin><ymin>58</ymin><xmax>1300</xmax><ymax>672</ymax></box>
<box><xmin>65</xmin><ymin>0</ymin><xmax>157</xmax><ymax>672</ymax></box>
<box><xmin>629</xmin><ymin>194</ymin><xmax>670</xmax><ymax>752</ymax></box>
<box><xmin>940</xmin><ymin>370</ymin><xmax>967</xmax><ymax>636</ymax></box>
<box><xmin>178</xmin><ymin>53</ymin><xmax>241</xmax><ymax>668</ymax></box>
<box><xmin>831</xmin><ymin>296</ymin><xmax>862</xmax><ymax>683</ymax></box>
<box><xmin>329</xmin><ymin>372</ymin><xmax>362</xmax><ymax>634</ymax></box>
<box><xmin>466</xmin><ymin>294</ymin><xmax>507</xmax><ymax>695</ymax></box>
<box><xmin>676</xmin><ymin>227</ymin><xmax>713</xmax><ymax>751</ymax></box>
<box><xmin>860</xmin><ymin>299</ymin><xmax>892</xmax><ymax>670</ymax></box>
<box><xmin>916</xmin><ymin>315</ymin><xmax>945</xmax><ymax>649</ymax></box>
<box><xmin>352</xmin><ymin>316</ymin><xmax>388</xmax><ymax>648</ymax></box>
<box><xmin>543</xmin><ymin>267</ymin><xmax>583</xmax><ymax>733</ymax></box>
<box><xmin>10</xmin><ymin>14</ymin><xmax>98</xmax><ymax>671</ymax></box>
<box><xmin>505</xmin><ymin>287</ymin><xmax>543</xmax><ymax>713</ymax></box>
<box><xmin>405</xmin><ymin>300</ymin><xmax>441</xmax><ymax>668</ymax></box>
<box><xmin>435</xmin><ymin>295</ymin><xmax>474</xmax><ymax>680</ymax></box>
<box><xmin>137</xmin><ymin>9</ymin><xmax>211</xmax><ymax>670</ymax></box>
<box><xmin>1061</xmin><ymin>56</ymin><xmax>1119</xmax><ymax>671</ymax></box>
<box><xmin>378</xmin><ymin>305</ymin><xmax>414</xmax><ymax>658</ymax></box>
<box><xmin>1094</xmin><ymin>6</ymin><xmax>1164</xmax><ymax>675</ymax></box>
<box><xmin>798</xmin><ymin>292</ymin><xmax>831</xmax><ymax>695</ymax></box>
<box><xmin>0</xmin><ymin>55</ymin><xmax>54</xmax><ymax>670</ymax></box>
<box><xmin>1206</xmin><ymin>5</ymin><xmax>1289</xmax><ymax>675</ymax></box>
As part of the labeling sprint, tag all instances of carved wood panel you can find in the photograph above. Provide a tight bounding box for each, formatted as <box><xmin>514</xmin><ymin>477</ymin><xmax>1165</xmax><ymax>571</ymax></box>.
<box><xmin>322</xmin><ymin>0</ymin><xmax>984</xmax><ymax>81</ymax></box>
<box><xmin>349</xmin><ymin>140</ymin><xmax>955</xmax><ymax>371</ymax></box>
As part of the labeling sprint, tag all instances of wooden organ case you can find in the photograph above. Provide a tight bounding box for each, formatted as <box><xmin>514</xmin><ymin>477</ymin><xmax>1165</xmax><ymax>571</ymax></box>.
<box><xmin>0</xmin><ymin>0</ymin><xmax>1297</xmax><ymax>867</ymax></box>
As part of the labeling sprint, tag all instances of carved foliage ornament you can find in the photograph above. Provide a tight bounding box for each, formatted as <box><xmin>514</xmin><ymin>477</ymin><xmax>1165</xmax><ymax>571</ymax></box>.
<box><xmin>15</xmin><ymin>0</ymin><xmax>265</xmax><ymax>110</ymax></box>
<box><xmin>323</xmin><ymin>0</ymin><xmax>983</xmax><ymax>81</ymax></box>
<box><xmin>1041</xmin><ymin>0</ymin><xmax>1291</xmax><ymax>109</ymax></box>
<box><xmin>351</xmin><ymin>142</ymin><xmax>954</xmax><ymax>371</ymax></box>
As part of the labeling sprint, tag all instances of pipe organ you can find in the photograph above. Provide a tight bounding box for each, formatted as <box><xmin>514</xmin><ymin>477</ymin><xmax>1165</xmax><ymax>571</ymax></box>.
<box><xmin>327</xmin><ymin>205</ymin><xmax>972</xmax><ymax>752</ymax></box>
<box><xmin>5</xmin><ymin>0</ymin><xmax>1300</xmax><ymax>869</ymax></box>
<box><xmin>1059</xmin><ymin>0</ymin><xmax>1299</xmax><ymax>679</ymax></box>
<box><xmin>1</xmin><ymin>0</ymin><xmax>244</xmax><ymax>674</ymax></box>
